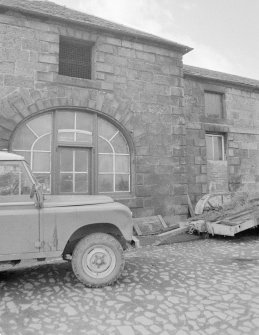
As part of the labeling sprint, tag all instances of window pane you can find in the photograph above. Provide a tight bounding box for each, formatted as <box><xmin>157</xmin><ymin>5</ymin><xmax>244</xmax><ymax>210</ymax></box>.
<box><xmin>205</xmin><ymin>135</ymin><xmax>213</xmax><ymax>160</ymax></box>
<box><xmin>75</xmin><ymin>174</ymin><xmax>88</xmax><ymax>193</ymax></box>
<box><xmin>33</xmin><ymin>134</ymin><xmax>51</xmax><ymax>151</ymax></box>
<box><xmin>76</xmin><ymin>112</ymin><xmax>93</xmax><ymax>132</ymax></box>
<box><xmin>60</xmin><ymin>149</ymin><xmax>73</xmax><ymax>171</ymax></box>
<box><xmin>57</xmin><ymin>112</ymin><xmax>93</xmax><ymax>143</ymax></box>
<box><xmin>115</xmin><ymin>156</ymin><xmax>130</xmax><ymax>173</ymax></box>
<box><xmin>0</xmin><ymin>162</ymin><xmax>32</xmax><ymax>197</ymax></box>
<box><xmin>34</xmin><ymin>173</ymin><xmax>51</xmax><ymax>194</ymax></box>
<box><xmin>214</xmin><ymin>137</ymin><xmax>223</xmax><ymax>160</ymax></box>
<box><xmin>99</xmin><ymin>155</ymin><xmax>113</xmax><ymax>173</ymax></box>
<box><xmin>98</xmin><ymin>137</ymin><xmax>112</xmax><ymax>153</ymax></box>
<box><xmin>12</xmin><ymin>151</ymin><xmax>31</xmax><ymax>166</ymax></box>
<box><xmin>32</xmin><ymin>152</ymin><xmax>50</xmax><ymax>172</ymax></box>
<box><xmin>75</xmin><ymin>150</ymin><xmax>88</xmax><ymax>172</ymax></box>
<box><xmin>111</xmin><ymin>133</ymin><xmax>129</xmax><ymax>154</ymax></box>
<box><xmin>28</xmin><ymin>114</ymin><xmax>52</xmax><ymax>137</ymax></box>
<box><xmin>12</xmin><ymin>125</ymin><xmax>37</xmax><ymax>150</ymax></box>
<box><xmin>0</xmin><ymin>166</ymin><xmax>20</xmax><ymax>196</ymax></box>
<box><xmin>60</xmin><ymin>173</ymin><xmax>73</xmax><ymax>193</ymax></box>
<box><xmin>98</xmin><ymin>118</ymin><xmax>117</xmax><ymax>140</ymax></box>
<box><xmin>76</xmin><ymin>132</ymin><xmax>92</xmax><ymax>143</ymax></box>
<box><xmin>57</xmin><ymin>111</ymin><xmax>74</xmax><ymax>130</ymax></box>
<box><xmin>58</xmin><ymin>131</ymin><xmax>75</xmax><ymax>142</ymax></box>
<box><xmin>115</xmin><ymin>175</ymin><xmax>129</xmax><ymax>192</ymax></box>
<box><xmin>98</xmin><ymin>175</ymin><xmax>113</xmax><ymax>192</ymax></box>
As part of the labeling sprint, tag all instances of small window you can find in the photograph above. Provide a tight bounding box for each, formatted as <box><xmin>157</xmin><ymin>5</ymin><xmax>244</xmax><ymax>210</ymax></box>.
<box><xmin>59</xmin><ymin>36</ymin><xmax>92</xmax><ymax>79</ymax></box>
<box><xmin>205</xmin><ymin>92</ymin><xmax>223</xmax><ymax>118</ymax></box>
<box><xmin>205</xmin><ymin>134</ymin><xmax>225</xmax><ymax>160</ymax></box>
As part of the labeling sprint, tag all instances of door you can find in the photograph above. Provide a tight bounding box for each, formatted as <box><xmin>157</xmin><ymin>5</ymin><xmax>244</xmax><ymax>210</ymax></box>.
<box><xmin>205</xmin><ymin>133</ymin><xmax>228</xmax><ymax>193</ymax></box>
<box><xmin>0</xmin><ymin>160</ymin><xmax>39</xmax><ymax>256</ymax></box>
<box><xmin>57</xmin><ymin>147</ymin><xmax>91</xmax><ymax>194</ymax></box>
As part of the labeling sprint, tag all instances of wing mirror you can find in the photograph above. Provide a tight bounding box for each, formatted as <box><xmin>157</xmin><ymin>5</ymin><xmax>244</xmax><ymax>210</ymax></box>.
<box><xmin>30</xmin><ymin>184</ymin><xmax>44</xmax><ymax>208</ymax></box>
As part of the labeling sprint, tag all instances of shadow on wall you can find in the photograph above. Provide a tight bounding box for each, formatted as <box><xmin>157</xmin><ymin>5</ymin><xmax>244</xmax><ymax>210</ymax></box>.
<box><xmin>229</xmin><ymin>174</ymin><xmax>242</xmax><ymax>192</ymax></box>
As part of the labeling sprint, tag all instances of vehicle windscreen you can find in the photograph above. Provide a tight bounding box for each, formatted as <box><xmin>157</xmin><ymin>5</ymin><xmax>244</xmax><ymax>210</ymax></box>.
<box><xmin>0</xmin><ymin>161</ymin><xmax>33</xmax><ymax>202</ymax></box>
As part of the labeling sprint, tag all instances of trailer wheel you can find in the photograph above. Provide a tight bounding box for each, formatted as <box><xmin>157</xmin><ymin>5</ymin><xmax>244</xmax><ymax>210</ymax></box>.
<box><xmin>72</xmin><ymin>233</ymin><xmax>125</xmax><ymax>288</ymax></box>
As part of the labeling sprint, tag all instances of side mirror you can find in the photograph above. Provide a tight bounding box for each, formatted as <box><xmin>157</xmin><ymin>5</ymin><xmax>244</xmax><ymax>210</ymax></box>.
<box><xmin>30</xmin><ymin>184</ymin><xmax>36</xmax><ymax>198</ymax></box>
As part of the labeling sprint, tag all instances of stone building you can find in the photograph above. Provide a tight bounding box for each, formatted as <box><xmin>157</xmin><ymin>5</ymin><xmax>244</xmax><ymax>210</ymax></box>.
<box><xmin>0</xmin><ymin>0</ymin><xmax>259</xmax><ymax>224</ymax></box>
<box><xmin>184</xmin><ymin>66</ymin><xmax>259</xmax><ymax>205</ymax></box>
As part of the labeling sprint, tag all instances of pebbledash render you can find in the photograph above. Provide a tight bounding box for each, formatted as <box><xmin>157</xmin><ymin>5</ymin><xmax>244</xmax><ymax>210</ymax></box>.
<box><xmin>0</xmin><ymin>0</ymin><xmax>259</xmax><ymax>225</ymax></box>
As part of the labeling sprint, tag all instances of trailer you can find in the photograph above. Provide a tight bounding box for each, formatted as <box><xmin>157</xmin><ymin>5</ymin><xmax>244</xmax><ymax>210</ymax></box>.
<box><xmin>189</xmin><ymin>193</ymin><xmax>259</xmax><ymax>237</ymax></box>
<box><xmin>205</xmin><ymin>209</ymin><xmax>259</xmax><ymax>236</ymax></box>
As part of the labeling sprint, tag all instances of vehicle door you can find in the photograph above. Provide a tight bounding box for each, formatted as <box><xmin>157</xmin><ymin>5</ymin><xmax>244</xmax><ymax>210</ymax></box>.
<box><xmin>0</xmin><ymin>160</ymin><xmax>40</xmax><ymax>256</ymax></box>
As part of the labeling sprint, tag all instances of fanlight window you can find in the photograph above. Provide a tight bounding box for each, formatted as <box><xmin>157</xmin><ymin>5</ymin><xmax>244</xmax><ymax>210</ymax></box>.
<box><xmin>98</xmin><ymin>118</ymin><xmax>130</xmax><ymax>193</ymax></box>
<box><xmin>12</xmin><ymin>114</ymin><xmax>52</xmax><ymax>193</ymax></box>
<box><xmin>11</xmin><ymin>110</ymin><xmax>131</xmax><ymax>195</ymax></box>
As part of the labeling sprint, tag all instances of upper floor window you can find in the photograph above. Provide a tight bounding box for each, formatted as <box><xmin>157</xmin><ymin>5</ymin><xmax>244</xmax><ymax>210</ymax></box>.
<box><xmin>10</xmin><ymin>110</ymin><xmax>131</xmax><ymax>196</ymax></box>
<box><xmin>205</xmin><ymin>92</ymin><xmax>224</xmax><ymax>118</ymax></box>
<box><xmin>205</xmin><ymin>133</ymin><xmax>225</xmax><ymax>161</ymax></box>
<box><xmin>59</xmin><ymin>36</ymin><xmax>92</xmax><ymax>80</ymax></box>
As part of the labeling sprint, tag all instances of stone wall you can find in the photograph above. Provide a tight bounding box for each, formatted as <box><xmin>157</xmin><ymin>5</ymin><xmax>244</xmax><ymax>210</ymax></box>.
<box><xmin>0</xmin><ymin>9</ymin><xmax>187</xmax><ymax>222</ymax></box>
<box><xmin>184</xmin><ymin>76</ymin><xmax>259</xmax><ymax>206</ymax></box>
<box><xmin>207</xmin><ymin>160</ymin><xmax>228</xmax><ymax>193</ymax></box>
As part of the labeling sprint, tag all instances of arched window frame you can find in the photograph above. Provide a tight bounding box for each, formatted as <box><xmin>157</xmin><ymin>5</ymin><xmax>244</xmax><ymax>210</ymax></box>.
<box><xmin>9</xmin><ymin>107</ymin><xmax>134</xmax><ymax>198</ymax></box>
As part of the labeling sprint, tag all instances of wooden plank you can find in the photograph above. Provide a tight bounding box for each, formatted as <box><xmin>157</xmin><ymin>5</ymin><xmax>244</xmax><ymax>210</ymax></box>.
<box><xmin>226</xmin><ymin>209</ymin><xmax>254</xmax><ymax>220</ymax></box>
<box><xmin>157</xmin><ymin>215</ymin><xmax>168</xmax><ymax>229</ymax></box>
<box><xmin>220</xmin><ymin>220</ymin><xmax>243</xmax><ymax>226</ymax></box>
<box><xmin>187</xmin><ymin>194</ymin><xmax>195</xmax><ymax>217</ymax></box>
<box><xmin>207</xmin><ymin>218</ymin><xmax>258</xmax><ymax>236</ymax></box>
<box><xmin>133</xmin><ymin>216</ymin><xmax>166</xmax><ymax>236</ymax></box>
<box><xmin>133</xmin><ymin>221</ymin><xmax>142</xmax><ymax>236</ymax></box>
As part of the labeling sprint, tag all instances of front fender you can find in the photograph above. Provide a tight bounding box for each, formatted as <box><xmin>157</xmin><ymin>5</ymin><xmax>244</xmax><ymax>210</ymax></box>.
<box><xmin>40</xmin><ymin>202</ymin><xmax>133</xmax><ymax>252</ymax></box>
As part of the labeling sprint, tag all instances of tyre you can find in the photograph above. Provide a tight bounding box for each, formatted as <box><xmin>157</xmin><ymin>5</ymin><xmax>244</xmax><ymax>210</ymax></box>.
<box><xmin>71</xmin><ymin>233</ymin><xmax>125</xmax><ymax>288</ymax></box>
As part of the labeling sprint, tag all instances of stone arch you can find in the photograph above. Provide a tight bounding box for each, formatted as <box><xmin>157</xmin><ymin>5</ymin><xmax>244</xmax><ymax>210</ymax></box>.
<box><xmin>0</xmin><ymin>86</ymin><xmax>135</xmax><ymax>151</ymax></box>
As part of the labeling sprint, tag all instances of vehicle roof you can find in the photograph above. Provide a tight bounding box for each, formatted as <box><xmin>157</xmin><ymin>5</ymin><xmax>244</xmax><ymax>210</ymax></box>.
<box><xmin>0</xmin><ymin>151</ymin><xmax>24</xmax><ymax>161</ymax></box>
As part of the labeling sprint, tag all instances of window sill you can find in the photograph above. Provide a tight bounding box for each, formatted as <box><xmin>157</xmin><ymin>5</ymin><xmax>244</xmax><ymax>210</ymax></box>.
<box><xmin>55</xmin><ymin>74</ymin><xmax>114</xmax><ymax>92</ymax></box>
<box><xmin>200</xmin><ymin>116</ymin><xmax>228</xmax><ymax>124</ymax></box>
<box><xmin>56</xmin><ymin>74</ymin><xmax>102</xmax><ymax>90</ymax></box>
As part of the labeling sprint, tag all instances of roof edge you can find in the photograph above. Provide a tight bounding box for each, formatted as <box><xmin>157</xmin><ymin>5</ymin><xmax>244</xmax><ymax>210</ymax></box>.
<box><xmin>0</xmin><ymin>3</ymin><xmax>192</xmax><ymax>54</ymax></box>
<box><xmin>184</xmin><ymin>65</ymin><xmax>259</xmax><ymax>91</ymax></box>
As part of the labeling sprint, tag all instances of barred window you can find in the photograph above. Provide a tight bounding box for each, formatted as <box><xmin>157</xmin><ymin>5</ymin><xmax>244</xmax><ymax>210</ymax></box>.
<box><xmin>59</xmin><ymin>36</ymin><xmax>92</xmax><ymax>79</ymax></box>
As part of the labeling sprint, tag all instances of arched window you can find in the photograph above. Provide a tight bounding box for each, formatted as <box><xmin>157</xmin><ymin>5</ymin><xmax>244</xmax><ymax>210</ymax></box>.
<box><xmin>11</xmin><ymin>110</ymin><xmax>131</xmax><ymax>195</ymax></box>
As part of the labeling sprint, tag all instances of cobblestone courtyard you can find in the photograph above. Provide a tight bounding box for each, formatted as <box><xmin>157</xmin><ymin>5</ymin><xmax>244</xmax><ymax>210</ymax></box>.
<box><xmin>1</xmin><ymin>235</ymin><xmax>259</xmax><ymax>335</ymax></box>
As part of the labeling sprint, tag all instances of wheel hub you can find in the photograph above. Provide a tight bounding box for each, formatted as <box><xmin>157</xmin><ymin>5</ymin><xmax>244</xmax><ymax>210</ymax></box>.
<box><xmin>82</xmin><ymin>246</ymin><xmax>116</xmax><ymax>278</ymax></box>
<box><xmin>91</xmin><ymin>253</ymin><xmax>106</xmax><ymax>267</ymax></box>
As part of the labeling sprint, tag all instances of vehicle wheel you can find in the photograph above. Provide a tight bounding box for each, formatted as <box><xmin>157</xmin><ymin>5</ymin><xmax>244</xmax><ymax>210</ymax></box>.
<box><xmin>71</xmin><ymin>233</ymin><xmax>125</xmax><ymax>288</ymax></box>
